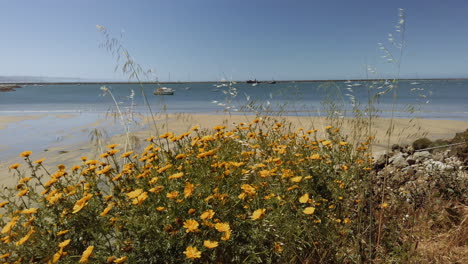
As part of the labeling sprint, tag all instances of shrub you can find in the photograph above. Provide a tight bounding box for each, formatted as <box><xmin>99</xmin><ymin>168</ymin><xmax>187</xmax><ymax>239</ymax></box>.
<box><xmin>412</xmin><ymin>137</ymin><xmax>432</xmax><ymax>150</ymax></box>
<box><xmin>1</xmin><ymin>118</ymin><xmax>375</xmax><ymax>263</ymax></box>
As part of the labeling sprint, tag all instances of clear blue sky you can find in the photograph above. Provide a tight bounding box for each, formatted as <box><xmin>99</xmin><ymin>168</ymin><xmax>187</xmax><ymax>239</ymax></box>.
<box><xmin>1</xmin><ymin>0</ymin><xmax>467</xmax><ymax>81</ymax></box>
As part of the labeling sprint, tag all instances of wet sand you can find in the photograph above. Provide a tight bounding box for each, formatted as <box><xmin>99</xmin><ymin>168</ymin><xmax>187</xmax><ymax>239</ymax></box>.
<box><xmin>0</xmin><ymin>115</ymin><xmax>46</xmax><ymax>130</ymax></box>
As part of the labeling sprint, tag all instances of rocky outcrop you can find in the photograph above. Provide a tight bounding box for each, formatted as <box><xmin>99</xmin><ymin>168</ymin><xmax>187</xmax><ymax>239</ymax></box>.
<box><xmin>0</xmin><ymin>84</ymin><xmax>21</xmax><ymax>92</ymax></box>
<box><xmin>372</xmin><ymin>134</ymin><xmax>467</xmax><ymax>207</ymax></box>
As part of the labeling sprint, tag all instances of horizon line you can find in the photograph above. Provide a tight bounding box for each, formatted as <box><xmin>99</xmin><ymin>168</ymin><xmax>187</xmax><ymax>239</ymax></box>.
<box><xmin>2</xmin><ymin>77</ymin><xmax>468</xmax><ymax>85</ymax></box>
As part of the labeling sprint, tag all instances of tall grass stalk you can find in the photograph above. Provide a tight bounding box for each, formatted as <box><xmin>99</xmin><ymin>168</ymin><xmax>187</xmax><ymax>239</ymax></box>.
<box><xmin>100</xmin><ymin>86</ymin><xmax>131</xmax><ymax>152</ymax></box>
<box><xmin>96</xmin><ymin>25</ymin><xmax>162</xmax><ymax>145</ymax></box>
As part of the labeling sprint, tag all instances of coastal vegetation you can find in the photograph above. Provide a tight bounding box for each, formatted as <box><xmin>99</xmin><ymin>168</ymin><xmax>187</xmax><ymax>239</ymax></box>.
<box><xmin>1</xmin><ymin>8</ymin><xmax>467</xmax><ymax>264</ymax></box>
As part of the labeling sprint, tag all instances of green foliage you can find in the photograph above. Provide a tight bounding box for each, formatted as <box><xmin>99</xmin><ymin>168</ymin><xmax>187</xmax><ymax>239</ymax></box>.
<box><xmin>412</xmin><ymin>137</ymin><xmax>432</xmax><ymax>150</ymax></box>
<box><xmin>1</xmin><ymin>119</ymin><xmax>376</xmax><ymax>263</ymax></box>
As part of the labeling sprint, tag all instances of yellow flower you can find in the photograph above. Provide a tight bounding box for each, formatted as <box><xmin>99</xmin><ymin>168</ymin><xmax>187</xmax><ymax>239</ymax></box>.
<box><xmin>16</xmin><ymin>228</ymin><xmax>35</xmax><ymax>246</ymax></box>
<box><xmin>72</xmin><ymin>193</ymin><xmax>93</xmax><ymax>214</ymax></box>
<box><xmin>156</xmin><ymin>207</ymin><xmax>166</xmax><ymax>212</ymax></box>
<box><xmin>303</xmin><ymin>207</ymin><xmax>316</xmax><ymax>215</ymax></box>
<box><xmin>34</xmin><ymin>158</ymin><xmax>45</xmax><ymax>164</ymax></box>
<box><xmin>1</xmin><ymin>217</ymin><xmax>19</xmax><ymax>234</ymax></box>
<box><xmin>325</xmin><ymin>126</ymin><xmax>332</xmax><ymax>130</ymax></box>
<box><xmin>96</xmin><ymin>165</ymin><xmax>112</xmax><ymax>175</ymax></box>
<box><xmin>0</xmin><ymin>253</ymin><xmax>11</xmax><ymax>259</ymax></box>
<box><xmin>113</xmin><ymin>256</ymin><xmax>128</xmax><ymax>263</ymax></box>
<box><xmin>59</xmin><ymin>239</ymin><xmax>71</xmax><ymax>248</ymax></box>
<box><xmin>44</xmin><ymin>177</ymin><xmax>58</xmax><ymax>187</ymax></box>
<box><xmin>200</xmin><ymin>209</ymin><xmax>215</xmax><ymax>220</ymax></box>
<box><xmin>310</xmin><ymin>154</ymin><xmax>321</xmax><ymax>160</ymax></box>
<box><xmin>17</xmin><ymin>188</ymin><xmax>29</xmax><ymax>197</ymax></box>
<box><xmin>9</xmin><ymin>163</ymin><xmax>20</xmax><ymax>170</ymax></box>
<box><xmin>19</xmin><ymin>177</ymin><xmax>32</xmax><ymax>184</ymax></box>
<box><xmin>108</xmin><ymin>149</ymin><xmax>119</xmax><ymax>155</ymax></box>
<box><xmin>120</xmin><ymin>151</ymin><xmax>134</xmax><ymax>158</ymax></box>
<box><xmin>184</xmin><ymin>182</ymin><xmax>194</xmax><ymax>198</ymax></box>
<box><xmin>290</xmin><ymin>176</ymin><xmax>303</xmax><ymax>183</ymax></box>
<box><xmin>183</xmin><ymin>219</ymin><xmax>199</xmax><ymax>233</ymax></box>
<box><xmin>215</xmin><ymin>222</ymin><xmax>230</xmax><ymax>232</ymax></box>
<box><xmin>79</xmin><ymin>245</ymin><xmax>94</xmax><ymax>263</ymax></box>
<box><xmin>339</xmin><ymin>141</ymin><xmax>348</xmax><ymax>146</ymax></box>
<box><xmin>0</xmin><ymin>201</ymin><xmax>8</xmax><ymax>208</ymax></box>
<box><xmin>47</xmin><ymin>192</ymin><xmax>63</xmax><ymax>205</ymax></box>
<box><xmin>166</xmin><ymin>191</ymin><xmax>179</xmax><ymax>199</ymax></box>
<box><xmin>132</xmin><ymin>192</ymin><xmax>148</xmax><ymax>205</ymax></box>
<box><xmin>221</xmin><ymin>230</ymin><xmax>231</xmax><ymax>241</ymax></box>
<box><xmin>57</xmin><ymin>230</ymin><xmax>69</xmax><ymax>236</ymax></box>
<box><xmin>251</xmin><ymin>208</ymin><xmax>266</xmax><ymax>220</ymax></box>
<box><xmin>107</xmin><ymin>144</ymin><xmax>118</xmax><ymax>149</ymax></box>
<box><xmin>157</xmin><ymin>164</ymin><xmax>173</xmax><ymax>173</ymax></box>
<box><xmin>20</xmin><ymin>208</ymin><xmax>38</xmax><ymax>215</ymax></box>
<box><xmin>241</xmin><ymin>184</ymin><xmax>256</xmax><ymax>195</ymax></box>
<box><xmin>183</xmin><ymin>246</ymin><xmax>201</xmax><ymax>260</ymax></box>
<box><xmin>213</xmin><ymin>125</ymin><xmax>226</xmax><ymax>131</ymax></box>
<box><xmin>381</xmin><ymin>203</ymin><xmax>389</xmax><ymax>209</ymax></box>
<box><xmin>299</xmin><ymin>194</ymin><xmax>309</xmax><ymax>204</ymax></box>
<box><xmin>322</xmin><ymin>140</ymin><xmax>332</xmax><ymax>146</ymax></box>
<box><xmin>258</xmin><ymin>170</ymin><xmax>272</xmax><ymax>178</ymax></box>
<box><xmin>197</xmin><ymin>149</ymin><xmax>216</xmax><ymax>158</ymax></box>
<box><xmin>344</xmin><ymin>218</ymin><xmax>352</xmax><ymax>224</ymax></box>
<box><xmin>20</xmin><ymin>151</ymin><xmax>32</xmax><ymax>157</ymax></box>
<box><xmin>149</xmin><ymin>186</ymin><xmax>164</xmax><ymax>193</ymax></box>
<box><xmin>203</xmin><ymin>240</ymin><xmax>219</xmax><ymax>249</ymax></box>
<box><xmin>84</xmin><ymin>159</ymin><xmax>98</xmax><ymax>165</ymax></box>
<box><xmin>168</xmin><ymin>172</ymin><xmax>184</xmax><ymax>180</ymax></box>
<box><xmin>127</xmin><ymin>189</ymin><xmax>143</xmax><ymax>199</ymax></box>
<box><xmin>100</xmin><ymin>204</ymin><xmax>113</xmax><ymax>216</ymax></box>
<box><xmin>274</xmin><ymin>242</ymin><xmax>283</xmax><ymax>253</ymax></box>
<box><xmin>148</xmin><ymin>177</ymin><xmax>159</xmax><ymax>185</ymax></box>
<box><xmin>159</xmin><ymin>132</ymin><xmax>174</xmax><ymax>139</ymax></box>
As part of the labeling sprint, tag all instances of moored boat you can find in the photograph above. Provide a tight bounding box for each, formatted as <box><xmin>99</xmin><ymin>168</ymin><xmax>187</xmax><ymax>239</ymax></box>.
<box><xmin>154</xmin><ymin>87</ymin><xmax>174</xmax><ymax>95</ymax></box>
<box><xmin>246</xmin><ymin>79</ymin><xmax>259</xmax><ymax>84</ymax></box>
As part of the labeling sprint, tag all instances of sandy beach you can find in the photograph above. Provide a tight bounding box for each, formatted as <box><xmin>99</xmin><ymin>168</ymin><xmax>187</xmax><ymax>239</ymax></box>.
<box><xmin>1</xmin><ymin>113</ymin><xmax>467</xmax><ymax>187</ymax></box>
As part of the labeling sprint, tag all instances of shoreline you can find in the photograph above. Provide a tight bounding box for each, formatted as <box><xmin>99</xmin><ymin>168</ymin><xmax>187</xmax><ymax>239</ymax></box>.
<box><xmin>1</xmin><ymin>78</ymin><xmax>468</xmax><ymax>85</ymax></box>
<box><xmin>1</xmin><ymin>113</ymin><xmax>467</xmax><ymax>187</ymax></box>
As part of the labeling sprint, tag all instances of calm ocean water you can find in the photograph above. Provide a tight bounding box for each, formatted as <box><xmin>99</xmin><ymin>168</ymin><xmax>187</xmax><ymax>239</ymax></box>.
<box><xmin>0</xmin><ymin>80</ymin><xmax>466</xmax><ymax>160</ymax></box>
<box><xmin>1</xmin><ymin>80</ymin><xmax>467</xmax><ymax>120</ymax></box>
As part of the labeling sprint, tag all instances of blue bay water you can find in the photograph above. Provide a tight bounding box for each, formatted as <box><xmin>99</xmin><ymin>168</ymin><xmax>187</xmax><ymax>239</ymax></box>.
<box><xmin>0</xmin><ymin>80</ymin><xmax>467</xmax><ymax>160</ymax></box>
<box><xmin>1</xmin><ymin>80</ymin><xmax>467</xmax><ymax>119</ymax></box>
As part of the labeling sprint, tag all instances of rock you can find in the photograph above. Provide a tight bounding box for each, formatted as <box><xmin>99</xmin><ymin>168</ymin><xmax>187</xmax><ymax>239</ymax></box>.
<box><xmin>413</xmin><ymin>151</ymin><xmax>431</xmax><ymax>160</ymax></box>
<box><xmin>373</xmin><ymin>152</ymin><xmax>389</xmax><ymax>170</ymax></box>
<box><xmin>402</xmin><ymin>145</ymin><xmax>415</xmax><ymax>154</ymax></box>
<box><xmin>407</xmin><ymin>158</ymin><xmax>416</xmax><ymax>165</ymax></box>
<box><xmin>390</xmin><ymin>153</ymin><xmax>409</xmax><ymax>168</ymax></box>
<box><xmin>432</xmin><ymin>152</ymin><xmax>445</xmax><ymax>162</ymax></box>
<box><xmin>423</xmin><ymin>160</ymin><xmax>454</xmax><ymax>171</ymax></box>
<box><xmin>392</xmin><ymin>144</ymin><xmax>401</xmax><ymax>152</ymax></box>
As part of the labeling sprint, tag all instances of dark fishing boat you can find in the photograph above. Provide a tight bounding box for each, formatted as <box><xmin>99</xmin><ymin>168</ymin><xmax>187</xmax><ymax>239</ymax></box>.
<box><xmin>246</xmin><ymin>79</ymin><xmax>259</xmax><ymax>84</ymax></box>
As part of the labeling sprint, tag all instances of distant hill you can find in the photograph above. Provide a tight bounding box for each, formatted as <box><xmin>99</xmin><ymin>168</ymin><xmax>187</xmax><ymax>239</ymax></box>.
<box><xmin>0</xmin><ymin>75</ymin><xmax>86</xmax><ymax>83</ymax></box>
